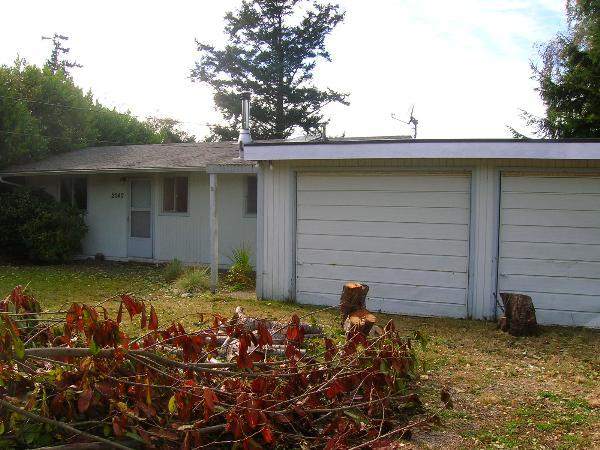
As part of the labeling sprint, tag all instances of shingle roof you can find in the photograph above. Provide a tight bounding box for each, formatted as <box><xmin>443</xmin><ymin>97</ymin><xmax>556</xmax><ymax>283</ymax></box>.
<box><xmin>0</xmin><ymin>142</ymin><xmax>253</xmax><ymax>175</ymax></box>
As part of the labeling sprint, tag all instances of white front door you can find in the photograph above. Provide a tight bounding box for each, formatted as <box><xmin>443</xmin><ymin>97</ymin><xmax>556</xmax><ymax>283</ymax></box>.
<box><xmin>127</xmin><ymin>179</ymin><xmax>153</xmax><ymax>259</ymax></box>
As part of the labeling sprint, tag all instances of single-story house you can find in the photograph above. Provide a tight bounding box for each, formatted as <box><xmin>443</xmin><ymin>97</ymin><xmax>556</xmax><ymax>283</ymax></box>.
<box><xmin>244</xmin><ymin>138</ymin><xmax>600</xmax><ymax>328</ymax></box>
<box><xmin>0</xmin><ymin>142</ymin><xmax>258</xmax><ymax>278</ymax></box>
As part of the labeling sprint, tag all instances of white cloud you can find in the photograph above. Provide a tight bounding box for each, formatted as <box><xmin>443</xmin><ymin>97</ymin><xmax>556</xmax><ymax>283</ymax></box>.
<box><xmin>1</xmin><ymin>0</ymin><xmax>566</xmax><ymax>139</ymax></box>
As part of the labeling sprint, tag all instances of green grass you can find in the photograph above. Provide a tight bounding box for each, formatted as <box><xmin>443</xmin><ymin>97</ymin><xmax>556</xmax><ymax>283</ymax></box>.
<box><xmin>1</xmin><ymin>263</ymin><xmax>599</xmax><ymax>449</ymax></box>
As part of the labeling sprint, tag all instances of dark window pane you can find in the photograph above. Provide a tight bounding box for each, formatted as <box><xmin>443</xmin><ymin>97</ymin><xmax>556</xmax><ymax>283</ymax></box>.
<box><xmin>73</xmin><ymin>178</ymin><xmax>87</xmax><ymax>210</ymax></box>
<box><xmin>60</xmin><ymin>178</ymin><xmax>72</xmax><ymax>204</ymax></box>
<box><xmin>131</xmin><ymin>180</ymin><xmax>151</xmax><ymax>209</ymax></box>
<box><xmin>163</xmin><ymin>178</ymin><xmax>175</xmax><ymax>212</ymax></box>
<box><xmin>175</xmin><ymin>177</ymin><xmax>188</xmax><ymax>212</ymax></box>
<box><xmin>246</xmin><ymin>176</ymin><xmax>257</xmax><ymax>215</ymax></box>
<box><xmin>131</xmin><ymin>211</ymin><xmax>151</xmax><ymax>238</ymax></box>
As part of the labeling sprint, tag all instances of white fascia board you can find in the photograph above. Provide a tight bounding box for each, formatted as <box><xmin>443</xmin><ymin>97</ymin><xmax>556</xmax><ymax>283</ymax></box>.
<box><xmin>244</xmin><ymin>141</ymin><xmax>600</xmax><ymax>161</ymax></box>
<box><xmin>206</xmin><ymin>164</ymin><xmax>258</xmax><ymax>174</ymax></box>
<box><xmin>0</xmin><ymin>167</ymin><xmax>209</xmax><ymax>177</ymax></box>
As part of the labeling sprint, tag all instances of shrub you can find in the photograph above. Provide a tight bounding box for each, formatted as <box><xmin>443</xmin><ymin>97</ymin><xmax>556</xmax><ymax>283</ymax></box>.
<box><xmin>164</xmin><ymin>258</ymin><xmax>185</xmax><ymax>282</ymax></box>
<box><xmin>176</xmin><ymin>267</ymin><xmax>210</xmax><ymax>293</ymax></box>
<box><xmin>0</xmin><ymin>187</ymin><xmax>87</xmax><ymax>262</ymax></box>
<box><xmin>226</xmin><ymin>245</ymin><xmax>255</xmax><ymax>291</ymax></box>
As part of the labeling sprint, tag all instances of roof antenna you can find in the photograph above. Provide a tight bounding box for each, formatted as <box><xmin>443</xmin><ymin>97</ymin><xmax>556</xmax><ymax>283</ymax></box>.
<box><xmin>391</xmin><ymin>104</ymin><xmax>418</xmax><ymax>138</ymax></box>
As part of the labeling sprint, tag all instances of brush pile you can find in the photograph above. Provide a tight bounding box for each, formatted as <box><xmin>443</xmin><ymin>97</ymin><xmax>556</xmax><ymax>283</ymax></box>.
<box><xmin>0</xmin><ymin>285</ymin><xmax>434</xmax><ymax>449</ymax></box>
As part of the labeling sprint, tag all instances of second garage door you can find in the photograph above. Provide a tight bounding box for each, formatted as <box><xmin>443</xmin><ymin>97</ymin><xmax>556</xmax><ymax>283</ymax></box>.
<box><xmin>296</xmin><ymin>172</ymin><xmax>471</xmax><ymax>317</ymax></box>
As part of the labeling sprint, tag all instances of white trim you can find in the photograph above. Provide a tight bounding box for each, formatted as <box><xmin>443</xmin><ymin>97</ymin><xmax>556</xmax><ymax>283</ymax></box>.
<box><xmin>244</xmin><ymin>141</ymin><xmax>600</xmax><ymax>161</ymax></box>
<box><xmin>206</xmin><ymin>164</ymin><xmax>258</xmax><ymax>174</ymax></box>
<box><xmin>210</xmin><ymin>174</ymin><xmax>219</xmax><ymax>293</ymax></box>
<box><xmin>255</xmin><ymin>165</ymin><xmax>264</xmax><ymax>298</ymax></box>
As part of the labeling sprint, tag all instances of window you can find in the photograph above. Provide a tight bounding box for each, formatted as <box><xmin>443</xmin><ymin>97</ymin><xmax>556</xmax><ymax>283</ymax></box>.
<box><xmin>245</xmin><ymin>176</ymin><xmax>257</xmax><ymax>215</ymax></box>
<box><xmin>163</xmin><ymin>176</ymin><xmax>188</xmax><ymax>213</ymax></box>
<box><xmin>60</xmin><ymin>177</ymin><xmax>87</xmax><ymax>210</ymax></box>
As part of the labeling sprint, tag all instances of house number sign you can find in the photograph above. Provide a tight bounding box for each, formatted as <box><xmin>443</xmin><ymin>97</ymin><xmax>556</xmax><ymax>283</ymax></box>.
<box><xmin>111</xmin><ymin>192</ymin><xmax>125</xmax><ymax>199</ymax></box>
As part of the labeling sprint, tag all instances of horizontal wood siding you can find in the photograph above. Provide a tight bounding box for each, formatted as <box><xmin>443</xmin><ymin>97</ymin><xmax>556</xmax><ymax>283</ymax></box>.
<box><xmin>498</xmin><ymin>174</ymin><xmax>600</xmax><ymax>327</ymax></box>
<box><xmin>295</xmin><ymin>173</ymin><xmax>471</xmax><ymax>318</ymax></box>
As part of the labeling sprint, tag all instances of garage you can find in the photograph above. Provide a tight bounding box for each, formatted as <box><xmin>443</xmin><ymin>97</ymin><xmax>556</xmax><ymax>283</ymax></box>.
<box><xmin>498</xmin><ymin>174</ymin><xmax>600</xmax><ymax>327</ymax></box>
<box><xmin>295</xmin><ymin>172</ymin><xmax>471</xmax><ymax>317</ymax></box>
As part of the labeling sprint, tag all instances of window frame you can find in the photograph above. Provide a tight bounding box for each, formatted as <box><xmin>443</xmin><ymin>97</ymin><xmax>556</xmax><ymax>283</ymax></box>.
<box><xmin>59</xmin><ymin>176</ymin><xmax>87</xmax><ymax>211</ymax></box>
<box><xmin>244</xmin><ymin>175</ymin><xmax>258</xmax><ymax>217</ymax></box>
<box><xmin>161</xmin><ymin>176</ymin><xmax>189</xmax><ymax>215</ymax></box>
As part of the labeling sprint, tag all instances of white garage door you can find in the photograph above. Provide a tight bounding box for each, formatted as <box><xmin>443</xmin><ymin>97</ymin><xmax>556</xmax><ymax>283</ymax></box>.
<box><xmin>296</xmin><ymin>172</ymin><xmax>471</xmax><ymax>318</ymax></box>
<box><xmin>498</xmin><ymin>174</ymin><xmax>600</xmax><ymax>327</ymax></box>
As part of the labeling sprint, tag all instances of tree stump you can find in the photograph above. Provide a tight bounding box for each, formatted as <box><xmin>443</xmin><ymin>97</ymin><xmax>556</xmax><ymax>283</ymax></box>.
<box><xmin>339</xmin><ymin>282</ymin><xmax>377</xmax><ymax>335</ymax></box>
<box><xmin>339</xmin><ymin>282</ymin><xmax>369</xmax><ymax>324</ymax></box>
<box><xmin>498</xmin><ymin>293</ymin><xmax>538</xmax><ymax>336</ymax></box>
<box><xmin>343</xmin><ymin>308</ymin><xmax>377</xmax><ymax>336</ymax></box>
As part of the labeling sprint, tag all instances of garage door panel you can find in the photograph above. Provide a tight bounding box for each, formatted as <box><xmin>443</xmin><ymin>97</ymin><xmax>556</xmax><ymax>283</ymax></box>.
<box><xmin>297</xmin><ymin>205</ymin><xmax>469</xmax><ymax>225</ymax></box>
<box><xmin>298</xmin><ymin>263</ymin><xmax>467</xmax><ymax>289</ymax></box>
<box><xmin>501</xmin><ymin>192</ymin><xmax>600</xmax><ymax>211</ymax></box>
<box><xmin>500</xmin><ymin>258</ymin><xmax>600</xmax><ymax>279</ymax></box>
<box><xmin>532</xmin><ymin>310</ymin><xmax>600</xmax><ymax>327</ymax></box>
<box><xmin>298</xmin><ymin>190</ymin><xmax>469</xmax><ymax>208</ymax></box>
<box><xmin>296</xmin><ymin>173</ymin><xmax>470</xmax><ymax>318</ymax></box>
<box><xmin>298</xmin><ymin>220</ymin><xmax>469</xmax><ymax>241</ymax></box>
<box><xmin>296</xmin><ymin>292</ymin><xmax>467</xmax><ymax>318</ymax></box>
<box><xmin>501</xmin><ymin>225</ymin><xmax>600</xmax><ymax>245</ymax></box>
<box><xmin>297</xmin><ymin>174</ymin><xmax>470</xmax><ymax>192</ymax></box>
<box><xmin>502</xmin><ymin>176</ymin><xmax>600</xmax><ymax>194</ymax></box>
<box><xmin>297</xmin><ymin>278</ymin><xmax>466</xmax><ymax>304</ymax></box>
<box><xmin>500</xmin><ymin>242</ymin><xmax>600</xmax><ymax>262</ymax></box>
<box><xmin>298</xmin><ymin>249</ymin><xmax>467</xmax><ymax>273</ymax></box>
<box><xmin>298</xmin><ymin>234</ymin><xmax>469</xmax><ymax>257</ymax></box>
<box><xmin>500</xmin><ymin>272</ymin><xmax>600</xmax><ymax>296</ymax></box>
<box><xmin>502</xmin><ymin>208</ymin><xmax>600</xmax><ymax>228</ymax></box>
<box><xmin>498</xmin><ymin>291</ymin><xmax>600</xmax><ymax>313</ymax></box>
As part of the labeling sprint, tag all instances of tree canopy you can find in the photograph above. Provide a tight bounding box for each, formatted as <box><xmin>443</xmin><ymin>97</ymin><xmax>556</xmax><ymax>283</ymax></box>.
<box><xmin>520</xmin><ymin>0</ymin><xmax>600</xmax><ymax>138</ymax></box>
<box><xmin>191</xmin><ymin>0</ymin><xmax>349</xmax><ymax>141</ymax></box>
<box><xmin>0</xmin><ymin>59</ymin><xmax>195</xmax><ymax>169</ymax></box>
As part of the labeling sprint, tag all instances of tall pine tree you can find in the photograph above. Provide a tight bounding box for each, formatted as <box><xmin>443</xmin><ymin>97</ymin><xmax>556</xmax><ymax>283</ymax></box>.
<box><xmin>522</xmin><ymin>0</ymin><xmax>600</xmax><ymax>138</ymax></box>
<box><xmin>191</xmin><ymin>0</ymin><xmax>348</xmax><ymax>141</ymax></box>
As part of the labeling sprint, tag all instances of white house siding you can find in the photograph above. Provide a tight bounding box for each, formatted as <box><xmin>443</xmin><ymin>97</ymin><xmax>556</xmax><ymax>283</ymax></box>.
<box><xmin>258</xmin><ymin>158</ymin><xmax>600</xmax><ymax>325</ymax></box>
<box><xmin>295</xmin><ymin>172</ymin><xmax>471</xmax><ymax>318</ymax></box>
<box><xmin>498</xmin><ymin>173</ymin><xmax>600</xmax><ymax>327</ymax></box>
<box><xmin>24</xmin><ymin>172</ymin><xmax>256</xmax><ymax>268</ymax></box>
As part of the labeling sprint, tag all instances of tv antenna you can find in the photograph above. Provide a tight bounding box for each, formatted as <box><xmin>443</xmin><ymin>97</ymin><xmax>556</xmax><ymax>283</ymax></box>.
<box><xmin>391</xmin><ymin>104</ymin><xmax>419</xmax><ymax>138</ymax></box>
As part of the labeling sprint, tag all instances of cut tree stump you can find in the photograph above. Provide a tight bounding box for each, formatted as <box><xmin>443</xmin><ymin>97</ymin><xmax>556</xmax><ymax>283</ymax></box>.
<box><xmin>339</xmin><ymin>282</ymin><xmax>369</xmax><ymax>324</ymax></box>
<box><xmin>344</xmin><ymin>308</ymin><xmax>377</xmax><ymax>336</ymax></box>
<box><xmin>339</xmin><ymin>282</ymin><xmax>377</xmax><ymax>335</ymax></box>
<box><xmin>497</xmin><ymin>292</ymin><xmax>538</xmax><ymax>336</ymax></box>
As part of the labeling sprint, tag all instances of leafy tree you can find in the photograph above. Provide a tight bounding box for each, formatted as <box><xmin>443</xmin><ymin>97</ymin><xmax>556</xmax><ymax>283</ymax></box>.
<box><xmin>0</xmin><ymin>187</ymin><xmax>87</xmax><ymax>262</ymax></box>
<box><xmin>146</xmin><ymin>117</ymin><xmax>196</xmax><ymax>143</ymax></box>
<box><xmin>41</xmin><ymin>33</ymin><xmax>82</xmax><ymax>76</ymax></box>
<box><xmin>192</xmin><ymin>0</ymin><xmax>349</xmax><ymax>141</ymax></box>
<box><xmin>519</xmin><ymin>0</ymin><xmax>600</xmax><ymax>138</ymax></box>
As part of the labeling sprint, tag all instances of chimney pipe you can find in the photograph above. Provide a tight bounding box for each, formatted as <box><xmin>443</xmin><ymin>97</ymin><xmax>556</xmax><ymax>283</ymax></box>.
<box><xmin>238</xmin><ymin>92</ymin><xmax>252</xmax><ymax>155</ymax></box>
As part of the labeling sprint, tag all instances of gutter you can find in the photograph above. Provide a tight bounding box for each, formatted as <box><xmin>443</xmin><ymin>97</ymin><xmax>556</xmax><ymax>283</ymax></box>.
<box><xmin>0</xmin><ymin>176</ymin><xmax>21</xmax><ymax>187</ymax></box>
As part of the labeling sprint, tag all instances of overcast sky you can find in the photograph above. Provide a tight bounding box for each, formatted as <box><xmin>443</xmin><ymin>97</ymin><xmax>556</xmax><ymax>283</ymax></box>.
<box><xmin>1</xmin><ymin>0</ymin><xmax>566</xmax><ymax>140</ymax></box>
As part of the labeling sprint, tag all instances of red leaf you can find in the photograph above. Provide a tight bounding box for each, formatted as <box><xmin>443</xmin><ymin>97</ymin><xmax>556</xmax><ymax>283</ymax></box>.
<box><xmin>203</xmin><ymin>387</ymin><xmax>218</xmax><ymax>420</ymax></box>
<box><xmin>77</xmin><ymin>388</ymin><xmax>93</xmax><ymax>414</ymax></box>
<box><xmin>261</xmin><ymin>426</ymin><xmax>273</xmax><ymax>444</ymax></box>
<box><xmin>112</xmin><ymin>415</ymin><xmax>127</xmax><ymax>437</ymax></box>
<box><xmin>148</xmin><ymin>305</ymin><xmax>158</xmax><ymax>330</ymax></box>
<box><xmin>120</xmin><ymin>294</ymin><xmax>144</xmax><ymax>320</ymax></box>
<box><xmin>116</xmin><ymin>302</ymin><xmax>123</xmax><ymax>325</ymax></box>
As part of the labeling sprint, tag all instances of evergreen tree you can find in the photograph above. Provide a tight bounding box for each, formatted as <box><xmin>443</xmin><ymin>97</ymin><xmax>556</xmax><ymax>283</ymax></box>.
<box><xmin>520</xmin><ymin>0</ymin><xmax>600</xmax><ymax>138</ymax></box>
<box><xmin>41</xmin><ymin>33</ymin><xmax>82</xmax><ymax>76</ymax></box>
<box><xmin>191</xmin><ymin>0</ymin><xmax>348</xmax><ymax>141</ymax></box>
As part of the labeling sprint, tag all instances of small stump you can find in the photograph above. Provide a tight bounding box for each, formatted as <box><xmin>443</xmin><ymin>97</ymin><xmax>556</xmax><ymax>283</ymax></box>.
<box><xmin>498</xmin><ymin>292</ymin><xmax>538</xmax><ymax>336</ymax></box>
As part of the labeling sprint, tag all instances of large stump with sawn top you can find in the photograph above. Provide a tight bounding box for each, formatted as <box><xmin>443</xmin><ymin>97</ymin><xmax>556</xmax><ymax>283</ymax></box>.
<box><xmin>498</xmin><ymin>292</ymin><xmax>538</xmax><ymax>336</ymax></box>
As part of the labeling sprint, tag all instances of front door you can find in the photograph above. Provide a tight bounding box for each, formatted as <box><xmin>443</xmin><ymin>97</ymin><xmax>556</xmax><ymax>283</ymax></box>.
<box><xmin>127</xmin><ymin>179</ymin><xmax>153</xmax><ymax>259</ymax></box>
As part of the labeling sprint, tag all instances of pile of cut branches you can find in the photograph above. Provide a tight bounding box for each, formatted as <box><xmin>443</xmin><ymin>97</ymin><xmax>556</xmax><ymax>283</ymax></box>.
<box><xmin>0</xmin><ymin>286</ymin><xmax>433</xmax><ymax>449</ymax></box>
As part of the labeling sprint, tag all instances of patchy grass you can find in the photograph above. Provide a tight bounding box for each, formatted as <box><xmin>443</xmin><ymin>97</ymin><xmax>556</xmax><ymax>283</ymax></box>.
<box><xmin>0</xmin><ymin>262</ymin><xmax>599</xmax><ymax>448</ymax></box>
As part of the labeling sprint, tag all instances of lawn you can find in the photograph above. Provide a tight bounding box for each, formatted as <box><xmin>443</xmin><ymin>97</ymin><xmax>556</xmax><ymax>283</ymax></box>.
<box><xmin>0</xmin><ymin>262</ymin><xmax>599</xmax><ymax>449</ymax></box>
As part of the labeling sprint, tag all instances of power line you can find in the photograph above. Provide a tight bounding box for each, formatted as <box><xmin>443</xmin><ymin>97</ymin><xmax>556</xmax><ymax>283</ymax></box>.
<box><xmin>0</xmin><ymin>94</ymin><xmax>211</xmax><ymax>128</ymax></box>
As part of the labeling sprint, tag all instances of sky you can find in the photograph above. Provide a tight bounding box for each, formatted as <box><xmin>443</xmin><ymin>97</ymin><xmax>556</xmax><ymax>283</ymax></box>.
<box><xmin>1</xmin><ymin>0</ymin><xmax>567</xmax><ymax>140</ymax></box>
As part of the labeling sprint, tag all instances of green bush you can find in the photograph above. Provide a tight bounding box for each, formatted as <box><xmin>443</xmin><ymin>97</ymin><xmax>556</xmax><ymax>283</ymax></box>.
<box><xmin>164</xmin><ymin>258</ymin><xmax>185</xmax><ymax>282</ymax></box>
<box><xmin>226</xmin><ymin>245</ymin><xmax>255</xmax><ymax>291</ymax></box>
<box><xmin>0</xmin><ymin>187</ymin><xmax>87</xmax><ymax>262</ymax></box>
<box><xmin>176</xmin><ymin>267</ymin><xmax>210</xmax><ymax>293</ymax></box>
